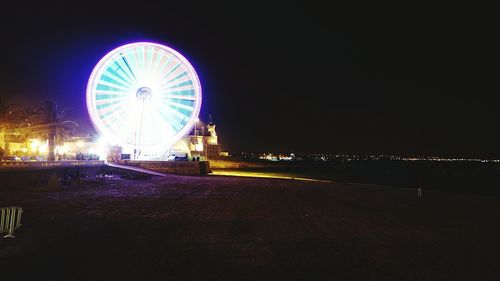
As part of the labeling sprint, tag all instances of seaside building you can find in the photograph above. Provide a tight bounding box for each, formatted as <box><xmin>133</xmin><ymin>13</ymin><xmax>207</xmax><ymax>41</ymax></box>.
<box><xmin>169</xmin><ymin>117</ymin><xmax>222</xmax><ymax>160</ymax></box>
<box><xmin>0</xmin><ymin>118</ymin><xmax>224</xmax><ymax>161</ymax></box>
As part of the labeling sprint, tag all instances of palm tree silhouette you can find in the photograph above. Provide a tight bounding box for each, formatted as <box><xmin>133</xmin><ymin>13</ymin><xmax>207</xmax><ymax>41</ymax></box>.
<box><xmin>27</xmin><ymin>100</ymin><xmax>78</xmax><ymax>161</ymax></box>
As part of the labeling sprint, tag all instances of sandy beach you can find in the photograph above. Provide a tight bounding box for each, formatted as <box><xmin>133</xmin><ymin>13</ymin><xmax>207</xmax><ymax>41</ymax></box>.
<box><xmin>1</xmin><ymin>174</ymin><xmax>499</xmax><ymax>281</ymax></box>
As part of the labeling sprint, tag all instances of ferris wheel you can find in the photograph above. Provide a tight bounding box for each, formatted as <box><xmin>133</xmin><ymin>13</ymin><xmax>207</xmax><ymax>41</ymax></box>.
<box><xmin>86</xmin><ymin>42</ymin><xmax>202</xmax><ymax>159</ymax></box>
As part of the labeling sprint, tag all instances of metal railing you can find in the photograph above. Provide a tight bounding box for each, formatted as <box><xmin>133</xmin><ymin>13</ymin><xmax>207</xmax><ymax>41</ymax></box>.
<box><xmin>0</xmin><ymin>206</ymin><xmax>23</xmax><ymax>238</ymax></box>
<box><xmin>0</xmin><ymin>160</ymin><xmax>104</xmax><ymax>168</ymax></box>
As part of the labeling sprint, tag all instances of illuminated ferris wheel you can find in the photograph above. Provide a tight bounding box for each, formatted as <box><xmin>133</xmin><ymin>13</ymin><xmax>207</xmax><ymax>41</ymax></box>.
<box><xmin>86</xmin><ymin>42</ymin><xmax>202</xmax><ymax>159</ymax></box>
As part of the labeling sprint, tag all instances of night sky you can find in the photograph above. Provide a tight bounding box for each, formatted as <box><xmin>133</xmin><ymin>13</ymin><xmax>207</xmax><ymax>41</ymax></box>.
<box><xmin>0</xmin><ymin>2</ymin><xmax>497</xmax><ymax>157</ymax></box>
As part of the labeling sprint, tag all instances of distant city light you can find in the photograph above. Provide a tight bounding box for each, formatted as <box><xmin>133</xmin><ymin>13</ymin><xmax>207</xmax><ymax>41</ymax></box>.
<box><xmin>248</xmin><ymin>152</ymin><xmax>500</xmax><ymax>163</ymax></box>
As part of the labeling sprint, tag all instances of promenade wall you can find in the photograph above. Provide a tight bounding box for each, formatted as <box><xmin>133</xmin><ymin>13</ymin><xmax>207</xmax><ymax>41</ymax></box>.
<box><xmin>0</xmin><ymin>161</ymin><xmax>105</xmax><ymax>189</ymax></box>
<box><xmin>119</xmin><ymin>160</ymin><xmax>210</xmax><ymax>175</ymax></box>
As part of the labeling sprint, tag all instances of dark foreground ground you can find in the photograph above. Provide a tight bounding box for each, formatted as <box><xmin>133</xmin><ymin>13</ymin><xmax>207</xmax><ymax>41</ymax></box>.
<box><xmin>1</xmin><ymin>174</ymin><xmax>499</xmax><ymax>281</ymax></box>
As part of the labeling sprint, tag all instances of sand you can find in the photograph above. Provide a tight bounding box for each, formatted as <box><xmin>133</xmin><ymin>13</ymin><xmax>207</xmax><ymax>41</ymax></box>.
<box><xmin>1</xmin><ymin>174</ymin><xmax>499</xmax><ymax>281</ymax></box>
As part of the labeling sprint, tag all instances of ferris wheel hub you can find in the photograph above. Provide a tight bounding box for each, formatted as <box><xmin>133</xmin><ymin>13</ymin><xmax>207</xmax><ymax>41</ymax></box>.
<box><xmin>136</xmin><ymin>86</ymin><xmax>153</xmax><ymax>101</ymax></box>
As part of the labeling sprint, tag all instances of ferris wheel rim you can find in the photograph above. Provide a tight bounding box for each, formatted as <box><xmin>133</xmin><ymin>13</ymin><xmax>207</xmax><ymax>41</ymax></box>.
<box><xmin>86</xmin><ymin>42</ymin><xmax>202</xmax><ymax>155</ymax></box>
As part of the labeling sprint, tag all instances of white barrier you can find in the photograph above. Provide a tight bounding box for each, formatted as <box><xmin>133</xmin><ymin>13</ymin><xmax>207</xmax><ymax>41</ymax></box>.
<box><xmin>0</xmin><ymin>206</ymin><xmax>23</xmax><ymax>238</ymax></box>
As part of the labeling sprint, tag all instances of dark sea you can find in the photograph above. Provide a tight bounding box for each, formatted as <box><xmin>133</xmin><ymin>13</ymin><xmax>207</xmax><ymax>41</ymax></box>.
<box><xmin>213</xmin><ymin>160</ymin><xmax>500</xmax><ymax>196</ymax></box>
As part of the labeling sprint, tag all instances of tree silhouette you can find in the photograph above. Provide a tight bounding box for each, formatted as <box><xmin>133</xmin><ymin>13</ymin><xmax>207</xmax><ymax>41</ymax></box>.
<box><xmin>27</xmin><ymin>100</ymin><xmax>78</xmax><ymax>161</ymax></box>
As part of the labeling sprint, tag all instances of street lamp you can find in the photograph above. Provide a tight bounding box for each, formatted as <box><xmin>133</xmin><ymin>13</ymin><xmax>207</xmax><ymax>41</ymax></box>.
<box><xmin>194</xmin><ymin>118</ymin><xmax>199</xmax><ymax>139</ymax></box>
<box><xmin>194</xmin><ymin>118</ymin><xmax>202</xmax><ymax>153</ymax></box>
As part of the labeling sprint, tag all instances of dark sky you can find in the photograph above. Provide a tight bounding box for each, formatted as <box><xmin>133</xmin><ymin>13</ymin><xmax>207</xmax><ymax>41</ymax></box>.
<box><xmin>0</xmin><ymin>1</ymin><xmax>497</xmax><ymax>157</ymax></box>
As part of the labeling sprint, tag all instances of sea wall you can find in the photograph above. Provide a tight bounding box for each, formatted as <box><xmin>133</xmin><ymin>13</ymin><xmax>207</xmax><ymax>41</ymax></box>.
<box><xmin>0</xmin><ymin>162</ymin><xmax>106</xmax><ymax>189</ymax></box>
<box><xmin>119</xmin><ymin>160</ymin><xmax>210</xmax><ymax>175</ymax></box>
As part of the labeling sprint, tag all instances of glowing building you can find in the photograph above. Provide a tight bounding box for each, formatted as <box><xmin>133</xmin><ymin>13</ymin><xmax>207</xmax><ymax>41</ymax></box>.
<box><xmin>170</xmin><ymin>117</ymin><xmax>222</xmax><ymax>160</ymax></box>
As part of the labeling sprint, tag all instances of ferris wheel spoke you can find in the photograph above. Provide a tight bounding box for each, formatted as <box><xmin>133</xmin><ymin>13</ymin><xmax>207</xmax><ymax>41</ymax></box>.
<box><xmin>147</xmin><ymin>105</ymin><xmax>178</xmax><ymax>142</ymax></box>
<box><xmin>159</xmin><ymin>78</ymin><xmax>193</xmax><ymax>90</ymax></box>
<box><xmin>161</xmin><ymin>66</ymin><xmax>186</xmax><ymax>86</ymax></box>
<box><xmin>164</xmin><ymin>104</ymin><xmax>193</xmax><ymax>122</ymax></box>
<box><xmin>165</xmin><ymin>79</ymin><xmax>193</xmax><ymax>89</ymax></box>
<box><xmin>147</xmin><ymin>48</ymin><xmax>160</xmax><ymax>76</ymax></box>
<box><xmin>95</xmin><ymin>79</ymin><xmax>131</xmax><ymax>93</ymax></box>
<box><xmin>119</xmin><ymin>50</ymin><xmax>140</xmax><ymax>82</ymax></box>
<box><xmin>146</xmin><ymin>46</ymin><xmax>156</xmax><ymax>75</ymax></box>
<box><xmin>110</xmin><ymin>121</ymin><xmax>133</xmax><ymax>143</ymax></box>
<box><xmin>95</xmin><ymin>94</ymin><xmax>128</xmax><ymax>101</ymax></box>
<box><xmin>156</xmin><ymin>54</ymin><xmax>174</xmax><ymax>79</ymax></box>
<box><xmin>138</xmin><ymin>45</ymin><xmax>150</xmax><ymax>76</ymax></box>
<box><xmin>163</xmin><ymin>89</ymin><xmax>195</xmax><ymax>97</ymax></box>
<box><xmin>95</xmin><ymin>91</ymin><xmax>129</xmax><ymax>102</ymax></box>
<box><xmin>100</xmin><ymin>73</ymin><xmax>132</xmax><ymax>89</ymax></box>
<box><xmin>161</xmin><ymin>63</ymin><xmax>181</xmax><ymax>80</ymax></box>
<box><xmin>159</xmin><ymin>101</ymin><xmax>191</xmax><ymax>127</ymax></box>
<box><xmin>160</xmin><ymin>85</ymin><xmax>195</xmax><ymax>94</ymax></box>
<box><xmin>102</xmin><ymin>66</ymin><xmax>135</xmax><ymax>88</ymax></box>
<box><xmin>159</xmin><ymin>109</ymin><xmax>183</xmax><ymax>133</ymax></box>
<box><xmin>166</xmin><ymin>71</ymin><xmax>188</xmax><ymax>84</ymax></box>
<box><xmin>144</xmin><ymin>46</ymin><xmax>151</xmax><ymax>75</ymax></box>
<box><xmin>154</xmin><ymin>112</ymin><xmax>175</xmax><ymax>139</ymax></box>
<box><xmin>112</xmin><ymin>57</ymin><xmax>137</xmax><ymax>85</ymax></box>
<box><xmin>151</xmin><ymin>98</ymin><xmax>171</xmax><ymax>116</ymax></box>
<box><xmin>150</xmin><ymin>49</ymin><xmax>166</xmax><ymax>77</ymax></box>
<box><xmin>158</xmin><ymin>95</ymin><xmax>193</xmax><ymax>111</ymax></box>
<box><xmin>159</xmin><ymin>82</ymin><xmax>194</xmax><ymax>93</ymax></box>
<box><xmin>97</xmin><ymin>101</ymin><xmax>127</xmax><ymax>116</ymax></box>
<box><xmin>133</xmin><ymin>46</ymin><xmax>145</xmax><ymax>77</ymax></box>
<box><xmin>159</xmin><ymin>94</ymin><xmax>195</xmax><ymax>101</ymax></box>
<box><xmin>103</xmin><ymin>112</ymin><xmax>134</xmax><ymax>139</ymax></box>
<box><xmin>97</xmin><ymin>106</ymin><xmax>123</xmax><ymax>121</ymax></box>
<box><xmin>103</xmin><ymin>115</ymin><xmax>128</xmax><ymax>136</ymax></box>
<box><xmin>94</xmin><ymin>102</ymin><xmax>129</xmax><ymax>121</ymax></box>
<box><xmin>161</xmin><ymin>98</ymin><xmax>194</xmax><ymax>111</ymax></box>
<box><xmin>97</xmin><ymin>97</ymin><xmax>129</xmax><ymax>113</ymax></box>
<box><xmin>101</xmin><ymin>111</ymin><xmax>120</xmax><ymax>127</ymax></box>
<box><xmin>169</xmin><ymin>98</ymin><xmax>195</xmax><ymax>107</ymax></box>
<box><xmin>144</xmin><ymin>120</ymin><xmax>170</xmax><ymax>144</ymax></box>
<box><xmin>96</xmin><ymin>80</ymin><xmax>132</xmax><ymax>93</ymax></box>
<box><xmin>160</xmin><ymin>83</ymin><xmax>194</xmax><ymax>96</ymax></box>
<box><xmin>164</xmin><ymin>105</ymin><xmax>194</xmax><ymax>118</ymax></box>
<box><xmin>107</xmin><ymin>61</ymin><xmax>136</xmax><ymax>87</ymax></box>
<box><xmin>119</xmin><ymin>53</ymin><xmax>138</xmax><ymax>82</ymax></box>
<box><xmin>142</xmin><ymin>46</ymin><xmax>149</xmax><ymax>74</ymax></box>
<box><xmin>95</xmin><ymin>100</ymin><xmax>124</xmax><ymax>110</ymax></box>
<box><xmin>105</xmin><ymin>60</ymin><xmax>136</xmax><ymax>85</ymax></box>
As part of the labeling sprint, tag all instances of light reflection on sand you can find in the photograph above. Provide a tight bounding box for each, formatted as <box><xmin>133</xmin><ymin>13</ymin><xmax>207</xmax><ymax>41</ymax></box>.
<box><xmin>210</xmin><ymin>170</ymin><xmax>332</xmax><ymax>182</ymax></box>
